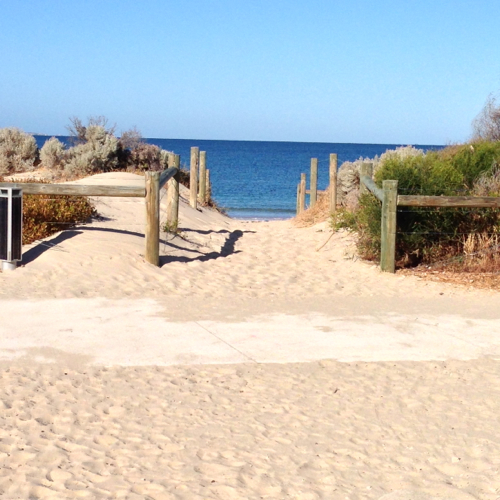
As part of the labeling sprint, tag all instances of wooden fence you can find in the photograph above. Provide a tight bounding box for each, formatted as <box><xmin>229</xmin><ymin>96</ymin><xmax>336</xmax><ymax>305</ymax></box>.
<box><xmin>1</xmin><ymin>147</ymin><xmax>212</xmax><ymax>268</ymax></box>
<box><xmin>296</xmin><ymin>154</ymin><xmax>338</xmax><ymax>214</ymax></box>
<box><xmin>360</xmin><ymin>162</ymin><xmax>500</xmax><ymax>273</ymax></box>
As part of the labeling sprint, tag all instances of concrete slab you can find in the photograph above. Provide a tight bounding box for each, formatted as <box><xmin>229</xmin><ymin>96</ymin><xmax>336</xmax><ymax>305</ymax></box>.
<box><xmin>1</xmin><ymin>298</ymin><xmax>500</xmax><ymax>367</ymax></box>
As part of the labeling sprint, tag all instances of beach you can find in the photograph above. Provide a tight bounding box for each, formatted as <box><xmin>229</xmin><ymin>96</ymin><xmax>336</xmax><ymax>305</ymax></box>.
<box><xmin>1</xmin><ymin>172</ymin><xmax>500</xmax><ymax>499</ymax></box>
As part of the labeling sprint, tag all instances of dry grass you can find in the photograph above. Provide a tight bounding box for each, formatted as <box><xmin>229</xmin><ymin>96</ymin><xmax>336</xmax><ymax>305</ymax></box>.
<box><xmin>293</xmin><ymin>188</ymin><xmax>332</xmax><ymax>228</ymax></box>
<box><xmin>399</xmin><ymin>233</ymin><xmax>500</xmax><ymax>290</ymax></box>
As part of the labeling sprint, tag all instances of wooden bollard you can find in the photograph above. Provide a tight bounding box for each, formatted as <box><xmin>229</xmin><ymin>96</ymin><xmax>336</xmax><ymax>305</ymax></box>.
<box><xmin>205</xmin><ymin>169</ymin><xmax>211</xmax><ymax>202</ymax></box>
<box><xmin>190</xmin><ymin>146</ymin><xmax>199</xmax><ymax>209</ymax></box>
<box><xmin>296</xmin><ymin>183</ymin><xmax>300</xmax><ymax>214</ymax></box>
<box><xmin>329</xmin><ymin>153</ymin><xmax>338</xmax><ymax>212</ymax></box>
<box><xmin>310</xmin><ymin>158</ymin><xmax>318</xmax><ymax>207</ymax></box>
<box><xmin>166</xmin><ymin>154</ymin><xmax>180</xmax><ymax>229</ymax></box>
<box><xmin>380</xmin><ymin>180</ymin><xmax>398</xmax><ymax>273</ymax></box>
<box><xmin>360</xmin><ymin>162</ymin><xmax>373</xmax><ymax>195</ymax></box>
<box><xmin>299</xmin><ymin>173</ymin><xmax>306</xmax><ymax>213</ymax></box>
<box><xmin>199</xmin><ymin>151</ymin><xmax>207</xmax><ymax>204</ymax></box>
<box><xmin>145</xmin><ymin>171</ymin><xmax>160</xmax><ymax>266</ymax></box>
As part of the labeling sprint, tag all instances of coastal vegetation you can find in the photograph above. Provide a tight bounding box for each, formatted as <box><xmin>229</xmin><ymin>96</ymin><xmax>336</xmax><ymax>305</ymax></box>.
<box><xmin>330</xmin><ymin>95</ymin><xmax>500</xmax><ymax>272</ymax></box>
<box><xmin>0</xmin><ymin>117</ymin><xmax>199</xmax><ymax>246</ymax></box>
<box><xmin>0</xmin><ymin>176</ymin><xmax>96</xmax><ymax>245</ymax></box>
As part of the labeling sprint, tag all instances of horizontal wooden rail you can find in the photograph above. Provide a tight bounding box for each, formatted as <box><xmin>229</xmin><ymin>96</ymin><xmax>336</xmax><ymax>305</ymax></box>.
<box><xmin>159</xmin><ymin>167</ymin><xmax>179</xmax><ymax>190</ymax></box>
<box><xmin>0</xmin><ymin>182</ymin><xmax>145</xmax><ymax>197</ymax></box>
<box><xmin>398</xmin><ymin>195</ymin><xmax>500</xmax><ymax>208</ymax></box>
<box><xmin>305</xmin><ymin>189</ymin><xmax>327</xmax><ymax>195</ymax></box>
<box><xmin>360</xmin><ymin>176</ymin><xmax>384</xmax><ymax>202</ymax></box>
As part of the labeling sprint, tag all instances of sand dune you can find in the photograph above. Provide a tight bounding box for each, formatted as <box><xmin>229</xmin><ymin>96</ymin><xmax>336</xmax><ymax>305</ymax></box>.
<box><xmin>1</xmin><ymin>172</ymin><xmax>499</xmax><ymax>499</ymax></box>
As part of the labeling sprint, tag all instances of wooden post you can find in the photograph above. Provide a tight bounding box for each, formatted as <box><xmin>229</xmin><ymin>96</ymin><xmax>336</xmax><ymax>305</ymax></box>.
<box><xmin>296</xmin><ymin>183</ymin><xmax>300</xmax><ymax>214</ymax></box>
<box><xmin>299</xmin><ymin>173</ymin><xmax>306</xmax><ymax>213</ymax></box>
<box><xmin>145</xmin><ymin>171</ymin><xmax>160</xmax><ymax>266</ymax></box>
<box><xmin>166</xmin><ymin>154</ymin><xmax>180</xmax><ymax>229</ymax></box>
<box><xmin>380</xmin><ymin>180</ymin><xmax>398</xmax><ymax>273</ymax></box>
<box><xmin>360</xmin><ymin>162</ymin><xmax>373</xmax><ymax>196</ymax></box>
<box><xmin>190</xmin><ymin>146</ymin><xmax>199</xmax><ymax>209</ymax></box>
<box><xmin>329</xmin><ymin>153</ymin><xmax>338</xmax><ymax>212</ymax></box>
<box><xmin>205</xmin><ymin>169</ymin><xmax>211</xmax><ymax>202</ymax></box>
<box><xmin>310</xmin><ymin>158</ymin><xmax>318</xmax><ymax>207</ymax></box>
<box><xmin>199</xmin><ymin>151</ymin><xmax>207</xmax><ymax>204</ymax></box>
<box><xmin>167</xmin><ymin>152</ymin><xmax>175</xmax><ymax>168</ymax></box>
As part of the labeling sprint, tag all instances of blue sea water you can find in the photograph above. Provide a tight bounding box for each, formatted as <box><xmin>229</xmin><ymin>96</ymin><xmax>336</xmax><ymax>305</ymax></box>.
<box><xmin>34</xmin><ymin>136</ymin><xmax>443</xmax><ymax>220</ymax></box>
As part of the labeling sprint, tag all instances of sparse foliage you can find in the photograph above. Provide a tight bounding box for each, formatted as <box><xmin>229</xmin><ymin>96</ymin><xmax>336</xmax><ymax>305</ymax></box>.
<box><xmin>67</xmin><ymin>116</ymin><xmax>116</xmax><ymax>145</ymax></box>
<box><xmin>119</xmin><ymin>127</ymin><xmax>143</xmax><ymax>150</ymax></box>
<box><xmin>472</xmin><ymin>94</ymin><xmax>500</xmax><ymax>142</ymax></box>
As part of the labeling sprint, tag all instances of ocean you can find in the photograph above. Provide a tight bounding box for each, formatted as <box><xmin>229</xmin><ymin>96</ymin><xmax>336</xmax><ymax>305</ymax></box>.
<box><xmin>34</xmin><ymin>136</ymin><xmax>443</xmax><ymax>220</ymax></box>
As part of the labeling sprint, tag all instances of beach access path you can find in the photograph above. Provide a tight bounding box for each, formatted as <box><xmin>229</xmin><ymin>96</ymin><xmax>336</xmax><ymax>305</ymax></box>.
<box><xmin>0</xmin><ymin>172</ymin><xmax>499</xmax><ymax>499</ymax></box>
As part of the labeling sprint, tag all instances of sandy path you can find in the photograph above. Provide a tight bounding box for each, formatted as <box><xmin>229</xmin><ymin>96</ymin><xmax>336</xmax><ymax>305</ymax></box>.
<box><xmin>1</xmin><ymin>172</ymin><xmax>500</xmax><ymax>499</ymax></box>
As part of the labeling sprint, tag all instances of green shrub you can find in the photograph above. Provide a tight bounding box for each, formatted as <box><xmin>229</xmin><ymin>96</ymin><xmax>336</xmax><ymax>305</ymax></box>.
<box><xmin>0</xmin><ymin>128</ymin><xmax>38</xmax><ymax>176</ymax></box>
<box><xmin>340</xmin><ymin>146</ymin><xmax>500</xmax><ymax>267</ymax></box>
<box><xmin>447</xmin><ymin>141</ymin><xmax>500</xmax><ymax>188</ymax></box>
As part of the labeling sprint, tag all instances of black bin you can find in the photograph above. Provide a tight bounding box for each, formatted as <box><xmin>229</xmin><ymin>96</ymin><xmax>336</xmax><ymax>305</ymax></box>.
<box><xmin>0</xmin><ymin>188</ymin><xmax>23</xmax><ymax>262</ymax></box>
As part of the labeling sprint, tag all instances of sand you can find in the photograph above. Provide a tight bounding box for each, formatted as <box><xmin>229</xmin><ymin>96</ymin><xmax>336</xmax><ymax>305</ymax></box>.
<box><xmin>1</xmin><ymin>172</ymin><xmax>500</xmax><ymax>499</ymax></box>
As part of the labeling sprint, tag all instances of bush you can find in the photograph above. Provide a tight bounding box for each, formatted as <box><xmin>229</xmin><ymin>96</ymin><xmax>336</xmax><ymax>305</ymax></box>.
<box><xmin>64</xmin><ymin>125</ymin><xmax>119</xmax><ymax>176</ymax></box>
<box><xmin>446</xmin><ymin>141</ymin><xmax>500</xmax><ymax>188</ymax></box>
<box><xmin>40</xmin><ymin>137</ymin><xmax>66</xmax><ymax>171</ymax></box>
<box><xmin>126</xmin><ymin>142</ymin><xmax>166</xmax><ymax>172</ymax></box>
<box><xmin>339</xmin><ymin>146</ymin><xmax>500</xmax><ymax>267</ymax></box>
<box><xmin>0</xmin><ymin>128</ymin><xmax>38</xmax><ymax>176</ymax></box>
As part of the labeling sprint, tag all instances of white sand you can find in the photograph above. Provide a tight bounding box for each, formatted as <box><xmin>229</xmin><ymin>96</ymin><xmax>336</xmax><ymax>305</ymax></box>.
<box><xmin>1</xmin><ymin>172</ymin><xmax>499</xmax><ymax>499</ymax></box>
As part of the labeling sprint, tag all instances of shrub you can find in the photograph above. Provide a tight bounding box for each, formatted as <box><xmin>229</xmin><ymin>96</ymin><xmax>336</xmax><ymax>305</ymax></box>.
<box><xmin>336</xmin><ymin>146</ymin><xmax>424</xmax><ymax>209</ymax></box>
<box><xmin>67</xmin><ymin>116</ymin><xmax>116</xmax><ymax>145</ymax></box>
<box><xmin>64</xmin><ymin>125</ymin><xmax>119</xmax><ymax>176</ymax></box>
<box><xmin>446</xmin><ymin>141</ymin><xmax>500</xmax><ymax>188</ymax></box>
<box><xmin>126</xmin><ymin>142</ymin><xmax>166</xmax><ymax>171</ymax></box>
<box><xmin>339</xmin><ymin>147</ymin><xmax>500</xmax><ymax>267</ymax></box>
<box><xmin>0</xmin><ymin>128</ymin><xmax>38</xmax><ymax>176</ymax></box>
<box><xmin>40</xmin><ymin>137</ymin><xmax>66</xmax><ymax>171</ymax></box>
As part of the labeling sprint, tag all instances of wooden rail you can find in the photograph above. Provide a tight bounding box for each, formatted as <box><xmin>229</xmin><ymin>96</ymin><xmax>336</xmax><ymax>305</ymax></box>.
<box><xmin>0</xmin><ymin>182</ymin><xmax>145</xmax><ymax>197</ymax></box>
<box><xmin>360</xmin><ymin>168</ymin><xmax>500</xmax><ymax>273</ymax></box>
<box><xmin>398</xmin><ymin>195</ymin><xmax>500</xmax><ymax>208</ymax></box>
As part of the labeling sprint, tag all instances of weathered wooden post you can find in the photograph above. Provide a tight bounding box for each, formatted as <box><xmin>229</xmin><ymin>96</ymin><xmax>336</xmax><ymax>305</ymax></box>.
<box><xmin>199</xmin><ymin>151</ymin><xmax>207</xmax><ymax>204</ymax></box>
<box><xmin>296</xmin><ymin>183</ymin><xmax>300</xmax><ymax>214</ymax></box>
<box><xmin>310</xmin><ymin>158</ymin><xmax>318</xmax><ymax>207</ymax></box>
<box><xmin>166</xmin><ymin>154</ymin><xmax>180</xmax><ymax>229</ymax></box>
<box><xmin>380</xmin><ymin>179</ymin><xmax>398</xmax><ymax>273</ymax></box>
<box><xmin>190</xmin><ymin>146</ymin><xmax>199</xmax><ymax>209</ymax></box>
<box><xmin>205</xmin><ymin>169</ymin><xmax>211</xmax><ymax>202</ymax></box>
<box><xmin>299</xmin><ymin>173</ymin><xmax>306</xmax><ymax>213</ymax></box>
<box><xmin>329</xmin><ymin>153</ymin><xmax>338</xmax><ymax>212</ymax></box>
<box><xmin>145</xmin><ymin>171</ymin><xmax>160</xmax><ymax>266</ymax></box>
<box><xmin>360</xmin><ymin>162</ymin><xmax>373</xmax><ymax>195</ymax></box>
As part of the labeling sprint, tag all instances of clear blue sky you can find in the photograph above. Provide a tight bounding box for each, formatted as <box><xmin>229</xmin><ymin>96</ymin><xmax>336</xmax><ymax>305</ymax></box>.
<box><xmin>1</xmin><ymin>0</ymin><xmax>499</xmax><ymax>145</ymax></box>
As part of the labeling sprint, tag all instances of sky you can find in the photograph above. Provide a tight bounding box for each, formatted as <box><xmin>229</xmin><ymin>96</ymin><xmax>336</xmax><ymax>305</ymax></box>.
<box><xmin>1</xmin><ymin>0</ymin><xmax>499</xmax><ymax>145</ymax></box>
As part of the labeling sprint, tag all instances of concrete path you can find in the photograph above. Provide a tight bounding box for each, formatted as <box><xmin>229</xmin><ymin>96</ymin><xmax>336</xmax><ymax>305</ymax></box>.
<box><xmin>2</xmin><ymin>296</ymin><xmax>500</xmax><ymax>367</ymax></box>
